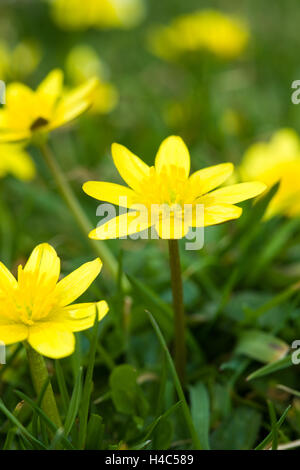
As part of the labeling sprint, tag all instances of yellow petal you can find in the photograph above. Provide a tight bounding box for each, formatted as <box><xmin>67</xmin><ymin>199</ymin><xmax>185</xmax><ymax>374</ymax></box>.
<box><xmin>23</xmin><ymin>243</ymin><xmax>60</xmax><ymax>286</ymax></box>
<box><xmin>82</xmin><ymin>181</ymin><xmax>136</xmax><ymax>207</ymax></box>
<box><xmin>54</xmin><ymin>258</ymin><xmax>102</xmax><ymax>307</ymax></box>
<box><xmin>0</xmin><ymin>130</ymin><xmax>31</xmax><ymax>143</ymax></box>
<box><xmin>64</xmin><ymin>300</ymin><xmax>109</xmax><ymax>332</ymax></box>
<box><xmin>89</xmin><ymin>211</ymin><xmax>151</xmax><ymax>240</ymax></box>
<box><xmin>51</xmin><ymin>77</ymin><xmax>98</xmax><ymax>129</ymax></box>
<box><xmin>28</xmin><ymin>323</ymin><xmax>75</xmax><ymax>358</ymax></box>
<box><xmin>5</xmin><ymin>82</ymin><xmax>35</xmax><ymax>109</ymax></box>
<box><xmin>37</xmin><ymin>69</ymin><xmax>64</xmax><ymax>110</ymax></box>
<box><xmin>155</xmin><ymin>216</ymin><xmax>190</xmax><ymax>239</ymax></box>
<box><xmin>198</xmin><ymin>182</ymin><xmax>267</xmax><ymax>205</ymax></box>
<box><xmin>155</xmin><ymin>136</ymin><xmax>190</xmax><ymax>177</ymax></box>
<box><xmin>189</xmin><ymin>163</ymin><xmax>234</xmax><ymax>198</ymax></box>
<box><xmin>111</xmin><ymin>143</ymin><xmax>150</xmax><ymax>191</ymax></box>
<box><xmin>0</xmin><ymin>144</ymin><xmax>35</xmax><ymax>180</ymax></box>
<box><xmin>190</xmin><ymin>203</ymin><xmax>242</xmax><ymax>227</ymax></box>
<box><xmin>0</xmin><ymin>261</ymin><xmax>17</xmax><ymax>294</ymax></box>
<box><xmin>0</xmin><ymin>323</ymin><xmax>28</xmax><ymax>345</ymax></box>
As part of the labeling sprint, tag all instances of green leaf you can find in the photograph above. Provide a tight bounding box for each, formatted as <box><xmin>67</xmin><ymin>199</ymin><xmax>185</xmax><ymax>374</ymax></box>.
<box><xmin>190</xmin><ymin>382</ymin><xmax>210</xmax><ymax>450</ymax></box>
<box><xmin>64</xmin><ymin>367</ymin><xmax>82</xmax><ymax>436</ymax></box>
<box><xmin>235</xmin><ymin>330</ymin><xmax>289</xmax><ymax>364</ymax></box>
<box><xmin>255</xmin><ymin>405</ymin><xmax>291</xmax><ymax>450</ymax></box>
<box><xmin>247</xmin><ymin>354</ymin><xmax>293</xmax><ymax>381</ymax></box>
<box><xmin>211</xmin><ymin>406</ymin><xmax>261</xmax><ymax>450</ymax></box>
<box><xmin>78</xmin><ymin>311</ymin><xmax>99</xmax><ymax>449</ymax></box>
<box><xmin>55</xmin><ymin>360</ymin><xmax>70</xmax><ymax>415</ymax></box>
<box><xmin>267</xmin><ymin>401</ymin><xmax>278</xmax><ymax>450</ymax></box>
<box><xmin>109</xmin><ymin>364</ymin><xmax>149</xmax><ymax>417</ymax></box>
<box><xmin>13</xmin><ymin>390</ymin><xmax>74</xmax><ymax>450</ymax></box>
<box><xmin>86</xmin><ymin>414</ymin><xmax>105</xmax><ymax>450</ymax></box>
<box><xmin>152</xmin><ymin>418</ymin><xmax>173</xmax><ymax>450</ymax></box>
<box><xmin>0</xmin><ymin>399</ymin><xmax>47</xmax><ymax>450</ymax></box>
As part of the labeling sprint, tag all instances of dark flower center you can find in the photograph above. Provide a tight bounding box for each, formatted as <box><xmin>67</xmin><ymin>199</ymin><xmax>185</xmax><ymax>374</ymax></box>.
<box><xmin>30</xmin><ymin>117</ymin><xmax>49</xmax><ymax>131</ymax></box>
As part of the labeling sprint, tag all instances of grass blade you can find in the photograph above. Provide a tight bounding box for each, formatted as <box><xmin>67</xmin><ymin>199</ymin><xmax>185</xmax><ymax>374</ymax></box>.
<box><xmin>255</xmin><ymin>405</ymin><xmax>291</xmax><ymax>450</ymax></box>
<box><xmin>146</xmin><ymin>310</ymin><xmax>203</xmax><ymax>450</ymax></box>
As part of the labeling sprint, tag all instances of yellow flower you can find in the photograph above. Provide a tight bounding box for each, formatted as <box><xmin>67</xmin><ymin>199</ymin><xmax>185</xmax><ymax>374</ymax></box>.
<box><xmin>0</xmin><ymin>243</ymin><xmax>108</xmax><ymax>358</ymax></box>
<box><xmin>239</xmin><ymin>129</ymin><xmax>300</xmax><ymax>218</ymax></box>
<box><xmin>83</xmin><ymin>136</ymin><xmax>266</xmax><ymax>240</ymax></box>
<box><xmin>0</xmin><ymin>42</ymin><xmax>10</xmax><ymax>78</ymax></box>
<box><xmin>0</xmin><ymin>143</ymin><xmax>35</xmax><ymax>180</ymax></box>
<box><xmin>51</xmin><ymin>0</ymin><xmax>145</xmax><ymax>31</ymax></box>
<box><xmin>148</xmin><ymin>9</ymin><xmax>249</xmax><ymax>61</ymax></box>
<box><xmin>66</xmin><ymin>45</ymin><xmax>118</xmax><ymax>115</ymax></box>
<box><xmin>0</xmin><ymin>40</ymin><xmax>41</xmax><ymax>81</ymax></box>
<box><xmin>0</xmin><ymin>69</ymin><xmax>99</xmax><ymax>143</ymax></box>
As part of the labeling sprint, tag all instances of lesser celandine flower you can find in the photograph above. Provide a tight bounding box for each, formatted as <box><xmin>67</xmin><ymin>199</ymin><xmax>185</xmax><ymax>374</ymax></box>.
<box><xmin>0</xmin><ymin>68</ymin><xmax>122</xmax><ymax>285</ymax></box>
<box><xmin>83</xmin><ymin>136</ymin><xmax>266</xmax><ymax>240</ymax></box>
<box><xmin>239</xmin><ymin>129</ymin><xmax>300</xmax><ymax>218</ymax></box>
<box><xmin>0</xmin><ymin>40</ymin><xmax>41</xmax><ymax>81</ymax></box>
<box><xmin>0</xmin><ymin>243</ymin><xmax>108</xmax><ymax>427</ymax></box>
<box><xmin>148</xmin><ymin>9</ymin><xmax>249</xmax><ymax>62</ymax></box>
<box><xmin>0</xmin><ymin>243</ymin><xmax>108</xmax><ymax>358</ymax></box>
<box><xmin>66</xmin><ymin>45</ymin><xmax>118</xmax><ymax>115</ymax></box>
<box><xmin>51</xmin><ymin>0</ymin><xmax>145</xmax><ymax>31</ymax></box>
<box><xmin>0</xmin><ymin>143</ymin><xmax>35</xmax><ymax>180</ymax></box>
<box><xmin>83</xmin><ymin>136</ymin><xmax>265</xmax><ymax>383</ymax></box>
<box><xmin>0</xmin><ymin>69</ymin><xmax>99</xmax><ymax>143</ymax></box>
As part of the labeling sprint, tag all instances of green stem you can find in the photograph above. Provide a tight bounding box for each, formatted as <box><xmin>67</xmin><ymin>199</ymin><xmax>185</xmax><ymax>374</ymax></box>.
<box><xmin>39</xmin><ymin>142</ymin><xmax>129</xmax><ymax>290</ymax></box>
<box><xmin>168</xmin><ymin>239</ymin><xmax>186</xmax><ymax>385</ymax></box>
<box><xmin>26</xmin><ymin>345</ymin><xmax>61</xmax><ymax>429</ymax></box>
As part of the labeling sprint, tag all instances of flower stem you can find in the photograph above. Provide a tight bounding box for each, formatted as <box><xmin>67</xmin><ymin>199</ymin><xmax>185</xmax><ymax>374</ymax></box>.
<box><xmin>26</xmin><ymin>345</ymin><xmax>61</xmax><ymax>429</ymax></box>
<box><xmin>168</xmin><ymin>239</ymin><xmax>186</xmax><ymax>385</ymax></box>
<box><xmin>39</xmin><ymin>142</ymin><xmax>129</xmax><ymax>290</ymax></box>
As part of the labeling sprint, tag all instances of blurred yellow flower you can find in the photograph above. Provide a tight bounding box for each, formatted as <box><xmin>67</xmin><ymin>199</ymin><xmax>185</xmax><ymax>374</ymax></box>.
<box><xmin>0</xmin><ymin>143</ymin><xmax>35</xmax><ymax>180</ymax></box>
<box><xmin>239</xmin><ymin>129</ymin><xmax>300</xmax><ymax>218</ymax></box>
<box><xmin>0</xmin><ymin>243</ymin><xmax>108</xmax><ymax>358</ymax></box>
<box><xmin>0</xmin><ymin>40</ymin><xmax>41</xmax><ymax>81</ymax></box>
<box><xmin>51</xmin><ymin>0</ymin><xmax>145</xmax><ymax>30</ymax></box>
<box><xmin>148</xmin><ymin>9</ymin><xmax>249</xmax><ymax>61</ymax></box>
<box><xmin>0</xmin><ymin>69</ymin><xmax>99</xmax><ymax>143</ymax></box>
<box><xmin>66</xmin><ymin>45</ymin><xmax>118</xmax><ymax>114</ymax></box>
<box><xmin>83</xmin><ymin>136</ymin><xmax>265</xmax><ymax>240</ymax></box>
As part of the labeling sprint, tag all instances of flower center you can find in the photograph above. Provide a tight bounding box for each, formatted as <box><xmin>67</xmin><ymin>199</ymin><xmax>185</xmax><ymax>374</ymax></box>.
<box><xmin>137</xmin><ymin>165</ymin><xmax>190</xmax><ymax>208</ymax></box>
<box><xmin>30</xmin><ymin>117</ymin><xmax>49</xmax><ymax>131</ymax></box>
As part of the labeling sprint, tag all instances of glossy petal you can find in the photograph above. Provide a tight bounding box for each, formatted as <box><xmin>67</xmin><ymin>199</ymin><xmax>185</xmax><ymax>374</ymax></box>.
<box><xmin>89</xmin><ymin>211</ymin><xmax>152</xmax><ymax>240</ymax></box>
<box><xmin>51</xmin><ymin>78</ymin><xmax>98</xmax><ymax>129</ymax></box>
<box><xmin>111</xmin><ymin>143</ymin><xmax>150</xmax><ymax>191</ymax></box>
<box><xmin>0</xmin><ymin>261</ymin><xmax>17</xmax><ymax>294</ymax></box>
<box><xmin>190</xmin><ymin>204</ymin><xmax>242</xmax><ymax>227</ymax></box>
<box><xmin>0</xmin><ymin>323</ymin><xmax>28</xmax><ymax>345</ymax></box>
<box><xmin>155</xmin><ymin>136</ymin><xmax>190</xmax><ymax>177</ymax></box>
<box><xmin>64</xmin><ymin>300</ymin><xmax>109</xmax><ymax>332</ymax></box>
<box><xmin>0</xmin><ymin>144</ymin><xmax>35</xmax><ymax>180</ymax></box>
<box><xmin>23</xmin><ymin>243</ymin><xmax>60</xmax><ymax>286</ymax></box>
<box><xmin>0</xmin><ymin>129</ymin><xmax>31</xmax><ymax>143</ymax></box>
<box><xmin>83</xmin><ymin>181</ymin><xmax>136</xmax><ymax>207</ymax></box>
<box><xmin>28</xmin><ymin>323</ymin><xmax>75</xmax><ymax>359</ymax></box>
<box><xmin>189</xmin><ymin>163</ymin><xmax>234</xmax><ymax>198</ymax></box>
<box><xmin>155</xmin><ymin>216</ymin><xmax>190</xmax><ymax>239</ymax></box>
<box><xmin>54</xmin><ymin>258</ymin><xmax>102</xmax><ymax>307</ymax></box>
<box><xmin>37</xmin><ymin>69</ymin><xmax>64</xmax><ymax>110</ymax></box>
<box><xmin>197</xmin><ymin>182</ymin><xmax>267</xmax><ymax>205</ymax></box>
